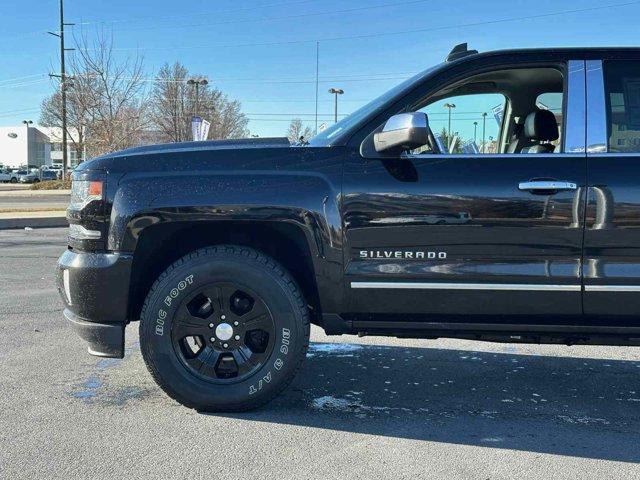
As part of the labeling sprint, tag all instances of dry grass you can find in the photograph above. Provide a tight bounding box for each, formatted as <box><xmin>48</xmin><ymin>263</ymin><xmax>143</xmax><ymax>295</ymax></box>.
<box><xmin>30</xmin><ymin>180</ymin><xmax>72</xmax><ymax>190</ymax></box>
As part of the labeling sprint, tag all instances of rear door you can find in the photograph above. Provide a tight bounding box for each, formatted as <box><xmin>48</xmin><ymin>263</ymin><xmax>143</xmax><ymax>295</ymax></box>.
<box><xmin>343</xmin><ymin>59</ymin><xmax>587</xmax><ymax>322</ymax></box>
<box><xmin>583</xmin><ymin>55</ymin><xmax>640</xmax><ymax>321</ymax></box>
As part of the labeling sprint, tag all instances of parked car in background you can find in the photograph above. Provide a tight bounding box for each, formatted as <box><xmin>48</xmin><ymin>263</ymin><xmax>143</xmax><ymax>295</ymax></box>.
<box><xmin>48</xmin><ymin>165</ymin><xmax>64</xmax><ymax>179</ymax></box>
<box><xmin>0</xmin><ymin>168</ymin><xmax>12</xmax><ymax>182</ymax></box>
<box><xmin>7</xmin><ymin>169</ymin><xmax>27</xmax><ymax>183</ymax></box>
<box><xmin>18</xmin><ymin>170</ymin><xmax>58</xmax><ymax>183</ymax></box>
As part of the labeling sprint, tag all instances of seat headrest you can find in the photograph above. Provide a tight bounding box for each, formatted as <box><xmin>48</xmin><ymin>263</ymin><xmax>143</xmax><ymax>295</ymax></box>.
<box><xmin>524</xmin><ymin>109</ymin><xmax>559</xmax><ymax>141</ymax></box>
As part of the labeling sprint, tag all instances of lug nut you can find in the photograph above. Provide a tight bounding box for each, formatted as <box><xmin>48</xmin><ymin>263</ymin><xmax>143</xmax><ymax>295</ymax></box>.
<box><xmin>210</xmin><ymin>337</ymin><xmax>215</xmax><ymax>342</ymax></box>
<box><xmin>223</xmin><ymin>343</ymin><xmax>229</xmax><ymax>348</ymax></box>
<box><xmin>233</xmin><ymin>321</ymin><xmax>239</xmax><ymax>326</ymax></box>
<box><xmin>209</xmin><ymin>323</ymin><xmax>214</xmax><ymax>328</ymax></box>
<box><xmin>234</xmin><ymin>335</ymin><xmax>240</xmax><ymax>340</ymax></box>
<box><xmin>221</xmin><ymin>315</ymin><xmax>226</xmax><ymax>320</ymax></box>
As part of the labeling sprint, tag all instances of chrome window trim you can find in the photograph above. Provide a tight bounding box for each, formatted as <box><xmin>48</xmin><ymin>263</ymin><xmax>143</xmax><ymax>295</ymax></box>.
<box><xmin>585</xmin><ymin>59</ymin><xmax>608</xmax><ymax>154</ymax></box>
<box><xmin>351</xmin><ymin>282</ymin><xmax>581</xmax><ymax>291</ymax></box>
<box><xmin>565</xmin><ymin>60</ymin><xmax>587</xmax><ymax>154</ymax></box>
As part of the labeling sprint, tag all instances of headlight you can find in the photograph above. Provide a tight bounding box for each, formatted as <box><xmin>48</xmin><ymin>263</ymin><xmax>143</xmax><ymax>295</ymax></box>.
<box><xmin>69</xmin><ymin>180</ymin><xmax>103</xmax><ymax>209</ymax></box>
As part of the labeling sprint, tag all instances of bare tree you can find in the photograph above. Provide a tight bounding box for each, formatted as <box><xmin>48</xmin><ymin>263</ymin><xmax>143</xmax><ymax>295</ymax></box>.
<box><xmin>40</xmin><ymin>29</ymin><xmax>148</xmax><ymax>158</ymax></box>
<box><xmin>149</xmin><ymin>61</ymin><xmax>249</xmax><ymax>142</ymax></box>
<box><xmin>40</xmin><ymin>90</ymin><xmax>87</xmax><ymax>162</ymax></box>
<box><xmin>286</xmin><ymin>118</ymin><xmax>313</xmax><ymax>143</ymax></box>
<box><xmin>149</xmin><ymin>62</ymin><xmax>190</xmax><ymax>142</ymax></box>
<box><xmin>208</xmin><ymin>93</ymin><xmax>249</xmax><ymax>140</ymax></box>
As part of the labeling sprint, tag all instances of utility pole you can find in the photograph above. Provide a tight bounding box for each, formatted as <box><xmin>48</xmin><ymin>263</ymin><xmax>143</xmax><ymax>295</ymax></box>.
<box><xmin>48</xmin><ymin>0</ymin><xmax>74</xmax><ymax>179</ymax></box>
<box><xmin>328</xmin><ymin>88</ymin><xmax>344</xmax><ymax>123</ymax></box>
<box><xmin>473</xmin><ymin>121</ymin><xmax>478</xmax><ymax>142</ymax></box>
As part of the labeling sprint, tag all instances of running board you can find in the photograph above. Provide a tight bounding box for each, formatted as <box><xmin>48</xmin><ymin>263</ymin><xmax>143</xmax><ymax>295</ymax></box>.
<box><xmin>321</xmin><ymin>314</ymin><xmax>640</xmax><ymax>346</ymax></box>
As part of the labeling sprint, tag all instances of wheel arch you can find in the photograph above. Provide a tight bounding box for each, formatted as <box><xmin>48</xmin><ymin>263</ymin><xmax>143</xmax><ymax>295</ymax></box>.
<box><xmin>127</xmin><ymin>220</ymin><xmax>323</xmax><ymax>325</ymax></box>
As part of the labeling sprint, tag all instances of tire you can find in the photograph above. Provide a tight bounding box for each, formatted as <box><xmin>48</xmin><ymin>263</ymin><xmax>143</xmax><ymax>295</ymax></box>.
<box><xmin>10</xmin><ymin>177</ymin><xmax>16</xmax><ymax>183</ymax></box>
<box><xmin>139</xmin><ymin>245</ymin><xmax>310</xmax><ymax>412</ymax></box>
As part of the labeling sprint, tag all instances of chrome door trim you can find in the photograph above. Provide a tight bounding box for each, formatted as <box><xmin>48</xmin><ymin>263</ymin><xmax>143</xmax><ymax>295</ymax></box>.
<box><xmin>565</xmin><ymin>60</ymin><xmax>587</xmax><ymax>154</ymax></box>
<box><xmin>518</xmin><ymin>180</ymin><xmax>577</xmax><ymax>192</ymax></box>
<box><xmin>350</xmin><ymin>282</ymin><xmax>581</xmax><ymax>291</ymax></box>
<box><xmin>584</xmin><ymin>285</ymin><xmax>640</xmax><ymax>292</ymax></box>
<box><xmin>586</xmin><ymin>59</ymin><xmax>608</xmax><ymax>154</ymax></box>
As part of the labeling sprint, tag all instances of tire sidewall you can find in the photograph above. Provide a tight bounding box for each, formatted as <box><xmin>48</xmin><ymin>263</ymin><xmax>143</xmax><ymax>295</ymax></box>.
<box><xmin>141</xmin><ymin>250</ymin><xmax>306</xmax><ymax>409</ymax></box>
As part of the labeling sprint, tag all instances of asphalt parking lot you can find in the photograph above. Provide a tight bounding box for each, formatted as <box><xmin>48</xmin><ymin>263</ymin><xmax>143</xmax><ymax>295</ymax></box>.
<box><xmin>2</xmin><ymin>228</ymin><xmax>640</xmax><ymax>479</ymax></box>
<box><xmin>0</xmin><ymin>194</ymin><xmax>69</xmax><ymax>211</ymax></box>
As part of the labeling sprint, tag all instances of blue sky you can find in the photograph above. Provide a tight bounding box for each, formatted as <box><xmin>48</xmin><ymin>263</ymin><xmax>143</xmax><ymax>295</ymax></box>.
<box><xmin>1</xmin><ymin>0</ymin><xmax>639</xmax><ymax>139</ymax></box>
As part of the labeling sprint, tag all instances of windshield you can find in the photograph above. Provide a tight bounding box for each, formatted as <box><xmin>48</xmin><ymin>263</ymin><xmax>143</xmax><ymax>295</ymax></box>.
<box><xmin>308</xmin><ymin>67</ymin><xmax>437</xmax><ymax>147</ymax></box>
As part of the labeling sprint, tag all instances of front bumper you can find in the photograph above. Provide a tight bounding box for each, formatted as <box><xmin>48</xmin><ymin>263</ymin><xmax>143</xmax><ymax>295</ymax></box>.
<box><xmin>56</xmin><ymin>249</ymin><xmax>134</xmax><ymax>358</ymax></box>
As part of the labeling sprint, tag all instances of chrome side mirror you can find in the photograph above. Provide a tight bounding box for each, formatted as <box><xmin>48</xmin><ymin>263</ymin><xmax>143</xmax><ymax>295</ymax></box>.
<box><xmin>374</xmin><ymin>112</ymin><xmax>429</xmax><ymax>153</ymax></box>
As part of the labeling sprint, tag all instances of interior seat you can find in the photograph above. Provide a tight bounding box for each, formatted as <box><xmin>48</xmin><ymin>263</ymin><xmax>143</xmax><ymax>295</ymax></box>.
<box><xmin>507</xmin><ymin>122</ymin><xmax>527</xmax><ymax>153</ymax></box>
<box><xmin>520</xmin><ymin>109</ymin><xmax>559</xmax><ymax>154</ymax></box>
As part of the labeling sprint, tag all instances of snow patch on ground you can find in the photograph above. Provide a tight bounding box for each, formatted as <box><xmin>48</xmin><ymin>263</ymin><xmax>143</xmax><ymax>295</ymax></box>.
<box><xmin>558</xmin><ymin>415</ymin><xmax>611</xmax><ymax>425</ymax></box>
<box><xmin>310</xmin><ymin>395</ymin><xmax>413</xmax><ymax>415</ymax></box>
<box><xmin>307</xmin><ymin>343</ymin><xmax>365</xmax><ymax>357</ymax></box>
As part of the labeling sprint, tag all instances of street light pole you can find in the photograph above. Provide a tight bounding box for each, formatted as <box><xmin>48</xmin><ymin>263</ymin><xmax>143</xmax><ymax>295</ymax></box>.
<box><xmin>22</xmin><ymin>120</ymin><xmax>34</xmax><ymax>173</ymax></box>
<box><xmin>473</xmin><ymin>121</ymin><xmax>478</xmax><ymax>143</ymax></box>
<box><xmin>187</xmin><ymin>78</ymin><xmax>208</xmax><ymax>117</ymax></box>
<box><xmin>481</xmin><ymin>112</ymin><xmax>487</xmax><ymax>153</ymax></box>
<box><xmin>328</xmin><ymin>88</ymin><xmax>344</xmax><ymax>123</ymax></box>
<box><xmin>443</xmin><ymin>103</ymin><xmax>456</xmax><ymax>147</ymax></box>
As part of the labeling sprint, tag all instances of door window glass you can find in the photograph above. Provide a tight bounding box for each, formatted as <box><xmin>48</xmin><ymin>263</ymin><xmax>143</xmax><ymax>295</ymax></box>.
<box><xmin>410</xmin><ymin>67</ymin><xmax>564</xmax><ymax>155</ymax></box>
<box><xmin>418</xmin><ymin>94</ymin><xmax>506</xmax><ymax>154</ymax></box>
<box><xmin>604</xmin><ymin>60</ymin><xmax>640</xmax><ymax>152</ymax></box>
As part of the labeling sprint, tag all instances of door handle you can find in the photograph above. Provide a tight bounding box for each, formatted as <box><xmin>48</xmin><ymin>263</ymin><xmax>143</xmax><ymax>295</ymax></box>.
<box><xmin>518</xmin><ymin>180</ymin><xmax>577</xmax><ymax>193</ymax></box>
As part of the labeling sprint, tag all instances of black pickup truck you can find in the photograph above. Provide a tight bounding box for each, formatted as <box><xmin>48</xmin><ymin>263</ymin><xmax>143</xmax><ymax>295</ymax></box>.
<box><xmin>56</xmin><ymin>45</ymin><xmax>640</xmax><ymax>411</ymax></box>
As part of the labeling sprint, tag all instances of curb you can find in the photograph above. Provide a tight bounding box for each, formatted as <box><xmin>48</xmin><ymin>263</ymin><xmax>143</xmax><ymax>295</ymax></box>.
<box><xmin>0</xmin><ymin>216</ymin><xmax>68</xmax><ymax>229</ymax></box>
<box><xmin>0</xmin><ymin>189</ymin><xmax>71</xmax><ymax>197</ymax></box>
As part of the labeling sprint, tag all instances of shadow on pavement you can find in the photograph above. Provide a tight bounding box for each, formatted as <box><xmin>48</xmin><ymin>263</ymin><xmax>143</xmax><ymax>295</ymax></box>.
<box><xmin>217</xmin><ymin>342</ymin><xmax>640</xmax><ymax>463</ymax></box>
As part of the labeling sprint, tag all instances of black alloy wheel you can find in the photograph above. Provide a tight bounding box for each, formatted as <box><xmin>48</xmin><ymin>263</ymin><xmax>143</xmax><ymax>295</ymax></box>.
<box><xmin>171</xmin><ymin>283</ymin><xmax>275</xmax><ymax>382</ymax></box>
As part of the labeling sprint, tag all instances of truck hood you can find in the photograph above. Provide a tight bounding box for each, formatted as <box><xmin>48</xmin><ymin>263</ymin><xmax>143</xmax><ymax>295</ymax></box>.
<box><xmin>96</xmin><ymin>137</ymin><xmax>290</xmax><ymax>159</ymax></box>
<box><xmin>75</xmin><ymin>137</ymin><xmax>293</xmax><ymax>172</ymax></box>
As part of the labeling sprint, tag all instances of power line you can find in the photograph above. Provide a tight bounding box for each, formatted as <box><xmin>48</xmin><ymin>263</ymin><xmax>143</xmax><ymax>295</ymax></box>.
<box><xmin>99</xmin><ymin>0</ymin><xmax>640</xmax><ymax>53</ymax></box>
<box><xmin>1</xmin><ymin>79</ymin><xmax>50</xmax><ymax>89</ymax></box>
<box><xmin>0</xmin><ymin>73</ymin><xmax>48</xmax><ymax>85</ymax></box>
<box><xmin>0</xmin><ymin>108</ymin><xmax>41</xmax><ymax>118</ymax></box>
<box><xmin>74</xmin><ymin>0</ymin><xmax>320</xmax><ymax>27</ymax></box>
<box><xmin>244</xmin><ymin>111</ymin><xmax>490</xmax><ymax>116</ymax></box>
<box><xmin>72</xmin><ymin>71</ymin><xmax>416</xmax><ymax>84</ymax></box>
<box><xmin>100</xmin><ymin>0</ymin><xmax>432</xmax><ymax>33</ymax></box>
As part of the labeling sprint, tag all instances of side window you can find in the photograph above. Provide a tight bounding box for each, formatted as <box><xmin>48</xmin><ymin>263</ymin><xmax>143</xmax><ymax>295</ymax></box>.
<box><xmin>604</xmin><ymin>60</ymin><xmax>640</xmax><ymax>153</ymax></box>
<box><xmin>409</xmin><ymin>67</ymin><xmax>565</xmax><ymax>155</ymax></box>
<box><xmin>417</xmin><ymin>94</ymin><xmax>506</xmax><ymax>154</ymax></box>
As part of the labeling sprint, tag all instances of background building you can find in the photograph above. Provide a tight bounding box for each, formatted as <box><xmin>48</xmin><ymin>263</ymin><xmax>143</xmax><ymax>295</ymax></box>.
<box><xmin>0</xmin><ymin>124</ymin><xmax>82</xmax><ymax>169</ymax></box>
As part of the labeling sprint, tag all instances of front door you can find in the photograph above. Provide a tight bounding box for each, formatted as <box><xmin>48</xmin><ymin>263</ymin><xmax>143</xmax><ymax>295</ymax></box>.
<box><xmin>342</xmin><ymin>60</ymin><xmax>587</xmax><ymax>323</ymax></box>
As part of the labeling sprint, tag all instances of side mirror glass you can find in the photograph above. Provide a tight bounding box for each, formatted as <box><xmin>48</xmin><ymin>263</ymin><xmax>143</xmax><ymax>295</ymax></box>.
<box><xmin>374</xmin><ymin>112</ymin><xmax>429</xmax><ymax>153</ymax></box>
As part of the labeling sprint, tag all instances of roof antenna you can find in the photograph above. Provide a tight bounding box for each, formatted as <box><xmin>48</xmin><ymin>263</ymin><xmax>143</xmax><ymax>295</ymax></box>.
<box><xmin>446</xmin><ymin>43</ymin><xmax>478</xmax><ymax>62</ymax></box>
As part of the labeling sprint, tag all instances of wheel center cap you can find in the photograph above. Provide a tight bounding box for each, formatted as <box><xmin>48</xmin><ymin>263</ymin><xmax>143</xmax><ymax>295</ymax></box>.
<box><xmin>215</xmin><ymin>323</ymin><xmax>234</xmax><ymax>341</ymax></box>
